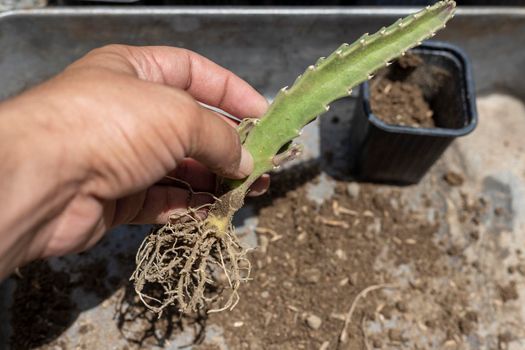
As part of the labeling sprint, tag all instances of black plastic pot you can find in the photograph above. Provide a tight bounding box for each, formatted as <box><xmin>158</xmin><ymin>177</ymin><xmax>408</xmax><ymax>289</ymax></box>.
<box><xmin>350</xmin><ymin>41</ymin><xmax>478</xmax><ymax>184</ymax></box>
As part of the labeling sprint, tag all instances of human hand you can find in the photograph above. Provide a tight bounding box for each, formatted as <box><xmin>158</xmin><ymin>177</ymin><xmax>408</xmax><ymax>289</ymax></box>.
<box><xmin>0</xmin><ymin>45</ymin><xmax>269</xmax><ymax>278</ymax></box>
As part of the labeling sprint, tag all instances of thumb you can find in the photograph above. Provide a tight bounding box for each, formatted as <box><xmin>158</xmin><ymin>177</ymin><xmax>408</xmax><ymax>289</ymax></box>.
<box><xmin>183</xmin><ymin>101</ymin><xmax>253</xmax><ymax>179</ymax></box>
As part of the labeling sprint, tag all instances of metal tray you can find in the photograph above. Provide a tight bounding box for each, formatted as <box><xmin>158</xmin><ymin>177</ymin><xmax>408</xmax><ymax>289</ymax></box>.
<box><xmin>1</xmin><ymin>7</ymin><xmax>524</xmax><ymax>101</ymax></box>
<box><xmin>1</xmin><ymin>6</ymin><xmax>525</xmax><ymax>349</ymax></box>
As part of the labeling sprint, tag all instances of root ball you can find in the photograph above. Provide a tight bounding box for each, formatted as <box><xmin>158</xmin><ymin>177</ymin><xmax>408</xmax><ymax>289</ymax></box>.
<box><xmin>131</xmin><ymin>212</ymin><xmax>251</xmax><ymax>315</ymax></box>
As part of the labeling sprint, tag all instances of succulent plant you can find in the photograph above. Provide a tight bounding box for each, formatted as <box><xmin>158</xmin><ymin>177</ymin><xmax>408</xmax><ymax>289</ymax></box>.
<box><xmin>132</xmin><ymin>0</ymin><xmax>456</xmax><ymax>314</ymax></box>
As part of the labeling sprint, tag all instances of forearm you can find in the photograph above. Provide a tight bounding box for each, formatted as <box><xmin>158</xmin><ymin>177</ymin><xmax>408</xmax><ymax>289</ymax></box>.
<box><xmin>0</xmin><ymin>94</ymin><xmax>80</xmax><ymax>278</ymax></box>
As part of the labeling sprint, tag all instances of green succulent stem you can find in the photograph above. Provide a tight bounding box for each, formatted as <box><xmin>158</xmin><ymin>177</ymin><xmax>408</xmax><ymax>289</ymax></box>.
<box><xmin>216</xmin><ymin>0</ymin><xmax>455</xmax><ymax>219</ymax></box>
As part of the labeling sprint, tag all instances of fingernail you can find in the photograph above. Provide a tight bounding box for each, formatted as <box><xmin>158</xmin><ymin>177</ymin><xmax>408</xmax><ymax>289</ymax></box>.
<box><xmin>247</xmin><ymin>188</ymin><xmax>265</xmax><ymax>197</ymax></box>
<box><xmin>238</xmin><ymin>147</ymin><xmax>254</xmax><ymax>178</ymax></box>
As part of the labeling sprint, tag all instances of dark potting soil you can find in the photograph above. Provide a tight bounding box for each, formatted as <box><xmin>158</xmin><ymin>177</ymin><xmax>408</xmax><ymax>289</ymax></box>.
<box><xmin>8</xmin><ymin>258</ymin><xmax>115</xmax><ymax>349</ymax></box>
<box><xmin>370</xmin><ymin>53</ymin><xmax>447</xmax><ymax>128</ymax></box>
<box><xmin>9</xmin><ymin>262</ymin><xmax>76</xmax><ymax>349</ymax></box>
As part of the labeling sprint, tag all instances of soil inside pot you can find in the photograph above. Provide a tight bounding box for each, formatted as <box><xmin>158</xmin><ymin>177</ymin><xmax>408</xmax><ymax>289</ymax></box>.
<box><xmin>370</xmin><ymin>53</ymin><xmax>450</xmax><ymax>128</ymax></box>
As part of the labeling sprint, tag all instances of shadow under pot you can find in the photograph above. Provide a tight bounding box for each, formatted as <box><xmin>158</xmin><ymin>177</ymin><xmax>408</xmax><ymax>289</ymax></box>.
<box><xmin>350</xmin><ymin>41</ymin><xmax>478</xmax><ymax>185</ymax></box>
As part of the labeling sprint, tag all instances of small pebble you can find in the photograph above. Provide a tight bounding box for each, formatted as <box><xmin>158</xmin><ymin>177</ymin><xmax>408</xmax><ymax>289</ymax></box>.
<box><xmin>424</xmin><ymin>319</ymin><xmax>436</xmax><ymax>329</ymax></box>
<box><xmin>390</xmin><ymin>198</ymin><xmax>399</xmax><ymax>210</ymax></box>
<box><xmin>409</xmin><ymin>278</ymin><xmax>424</xmax><ymax>290</ymax></box>
<box><xmin>306</xmin><ymin>314</ymin><xmax>322</xmax><ymax>330</ymax></box>
<box><xmin>443</xmin><ymin>171</ymin><xmax>464</xmax><ymax>186</ymax></box>
<box><xmin>319</xmin><ymin>341</ymin><xmax>329</xmax><ymax>350</ymax></box>
<box><xmin>346</xmin><ymin>182</ymin><xmax>360</xmax><ymax>199</ymax></box>
<box><xmin>335</xmin><ymin>249</ymin><xmax>347</xmax><ymax>260</ymax></box>
<box><xmin>302</xmin><ymin>268</ymin><xmax>321</xmax><ymax>284</ymax></box>
<box><xmin>494</xmin><ymin>207</ymin><xmax>505</xmax><ymax>216</ymax></box>
<box><xmin>388</xmin><ymin>329</ymin><xmax>405</xmax><ymax>342</ymax></box>
<box><xmin>348</xmin><ymin>273</ymin><xmax>358</xmax><ymax>286</ymax></box>
<box><xmin>380</xmin><ymin>305</ymin><xmax>393</xmax><ymax>320</ymax></box>
<box><xmin>296</xmin><ymin>232</ymin><xmax>307</xmax><ymax>242</ymax></box>
<box><xmin>444</xmin><ymin>340</ymin><xmax>457</xmax><ymax>348</ymax></box>
<box><xmin>261</xmin><ymin>291</ymin><xmax>270</xmax><ymax>298</ymax></box>
<box><xmin>258</xmin><ymin>235</ymin><xmax>269</xmax><ymax>254</ymax></box>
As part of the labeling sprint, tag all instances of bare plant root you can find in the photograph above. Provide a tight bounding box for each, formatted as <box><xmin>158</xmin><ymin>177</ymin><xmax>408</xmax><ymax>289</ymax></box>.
<box><xmin>338</xmin><ymin>284</ymin><xmax>394</xmax><ymax>346</ymax></box>
<box><xmin>131</xmin><ymin>209</ymin><xmax>251</xmax><ymax>315</ymax></box>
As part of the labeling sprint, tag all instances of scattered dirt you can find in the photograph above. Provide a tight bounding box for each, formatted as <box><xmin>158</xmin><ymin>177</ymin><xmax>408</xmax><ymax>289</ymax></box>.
<box><xmin>202</xmin><ymin>178</ymin><xmax>444</xmax><ymax>349</ymax></box>
<box><xmin>5</xmin><ymin>160</ymin><xmax>524</xmax><ymax>349</ymax></box>
<box><xmin>73</xmin><ymin>260</ymin><xmax>111</xmax><ymax>299</ymax></box>
<box><xmin>9</xmin><ymin>261</ymin><xmax>76</xmax><ymax>349</ymax></box>
<box><xmin>114</xmin><ymin>282</ymin><xmax>207</xmax><ymax>348</ymax></box>
<box><xmin>370</xmin><ymin>53</ymin><xmax>437</xmax><ymax>128</ymax></box>
<box><xmin>498</xmin><ymin>282</ymin><xmax>519</xmax><ymax>303</ymax></box>
<box><xmin>458</xmin><ymin>311</ymin><xmax>478</xmax><ymax>335</ymax></box>
<box><xmin>498</xmin><ymin>332</ymin><xmax>515</xmax><ymax>350</ymax></box>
